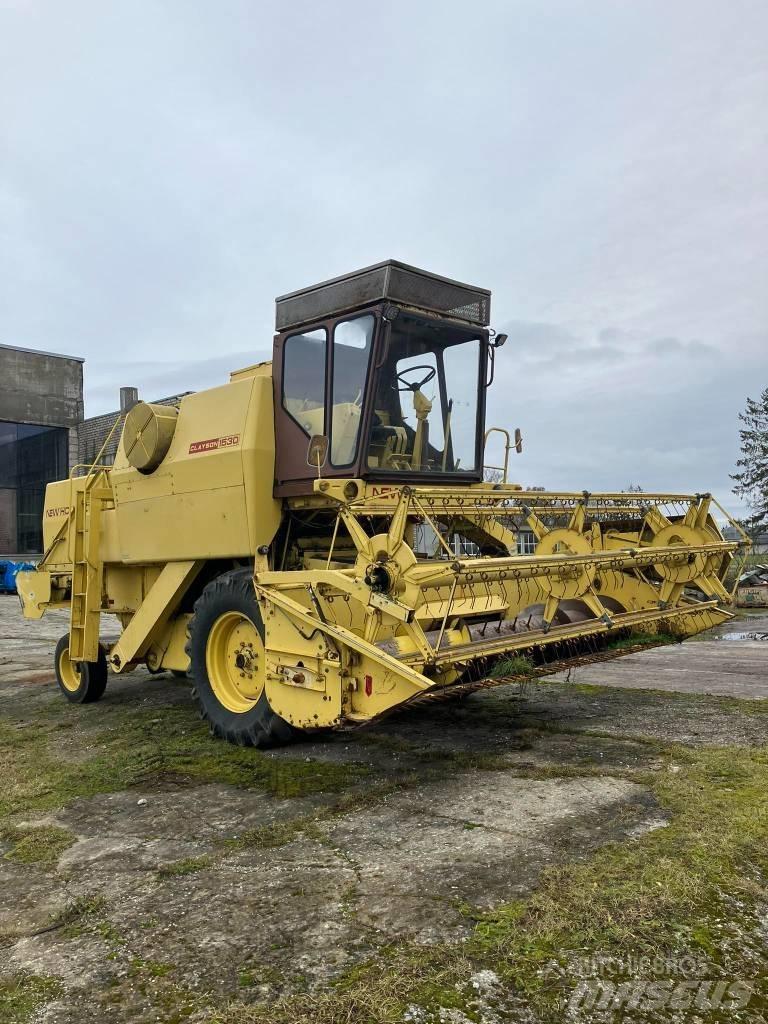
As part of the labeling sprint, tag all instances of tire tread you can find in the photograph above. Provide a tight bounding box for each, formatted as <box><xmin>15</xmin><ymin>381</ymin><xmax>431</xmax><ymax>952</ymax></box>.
<box><xmin>185</xmin><ymin>568</ymin><xmax>299</xmax><ymax>748</ymax></box>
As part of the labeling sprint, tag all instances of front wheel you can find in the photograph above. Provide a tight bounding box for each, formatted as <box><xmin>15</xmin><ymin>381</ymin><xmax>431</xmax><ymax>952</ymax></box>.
<box><xmin>54</xmin><ymin>633</ymin><xmax>108</xmax><ymax>704</ymax></box>
<box><xmin>185</xmin><ymin>569</ymin><xmax>299</xmax><ymax>748</ymax></box>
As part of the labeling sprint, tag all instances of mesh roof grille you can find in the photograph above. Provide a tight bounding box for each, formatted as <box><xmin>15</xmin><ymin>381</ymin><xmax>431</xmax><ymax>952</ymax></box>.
<box><xmin>276</xmin><ymin>261</ymin><xmax>491</xmax><ymax>331</ymax></box>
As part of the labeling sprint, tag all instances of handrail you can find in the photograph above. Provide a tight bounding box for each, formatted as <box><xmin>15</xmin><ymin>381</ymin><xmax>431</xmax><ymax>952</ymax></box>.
<box><xmin>483</xmin><ymin>426</ymin><xmax>513</xmax><ymax>483</ymax></box>
<box><xmin>71</xmin><ymin>412</ymin><xmax>123</xmax><ymax>482</ymax></box>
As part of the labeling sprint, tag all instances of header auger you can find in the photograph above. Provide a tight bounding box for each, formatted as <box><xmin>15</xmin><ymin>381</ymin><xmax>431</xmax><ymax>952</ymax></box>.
<box><xmin>17</xmin><ymin>260</ymin><xmax>748</xmax><ymax>747</ymax></box>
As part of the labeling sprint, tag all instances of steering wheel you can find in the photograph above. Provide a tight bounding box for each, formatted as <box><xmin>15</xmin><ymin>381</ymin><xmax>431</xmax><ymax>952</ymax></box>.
<box><xmin>395</xmin><ymin>365</ymin><xmax>436</xmax><ymax>392</ymax></box>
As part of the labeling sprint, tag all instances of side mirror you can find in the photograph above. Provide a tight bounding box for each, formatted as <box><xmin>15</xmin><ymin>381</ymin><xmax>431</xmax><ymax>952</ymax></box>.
<box><xmin>307</xmin><ymin>434</ymin><xmax>329</xmax><ymax>475</ymax></box>
<box><xmin>493</xmin><ymin>332</ymin><xmax>508</xmax><ymax>348</ymax></box>
<box><xmin>514</xmin><ymin>427</ymin><xmax>523</xmax><ymax>454</ymax></box>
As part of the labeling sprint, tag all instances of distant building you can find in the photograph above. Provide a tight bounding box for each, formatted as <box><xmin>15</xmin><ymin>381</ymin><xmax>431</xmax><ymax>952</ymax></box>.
<box><xmin>0</xmin><ymin>343</ymin><xmax>83</xmax><ymax>556</ymax></box>
<box><xmin>0</xmin><ymin>345</ymin><xmax>193</xmax><ymax>558</ymax></box>
<box><xmin>722</xmin><ymin>525</ymin><xmax>768</xmax><ymax>554</ymax></box>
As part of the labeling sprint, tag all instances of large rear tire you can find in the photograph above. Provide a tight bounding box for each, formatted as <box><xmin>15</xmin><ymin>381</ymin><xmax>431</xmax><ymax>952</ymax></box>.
<box><xmin>185</xmin><ymin>569</ymin><xmax>299</xmax><ymax>748</ymax></box>
<box><xmin>54</xmin><ymin>633</ymin><xmax>108</xmax><ymax>704</ymax></box>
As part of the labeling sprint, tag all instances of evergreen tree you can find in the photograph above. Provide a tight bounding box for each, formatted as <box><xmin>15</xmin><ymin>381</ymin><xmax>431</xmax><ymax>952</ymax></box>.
<box><xmin>731</xmin><ymin>387</ymin><xmax>768</xmax><ymax>534</ymax></box>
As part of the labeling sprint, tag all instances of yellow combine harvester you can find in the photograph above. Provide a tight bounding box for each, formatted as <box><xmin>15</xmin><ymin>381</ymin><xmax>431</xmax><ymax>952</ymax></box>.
<box><xmin>17</xmin><ymin>262</ymin><xmax>747</xmax><ymax>746</ymax></box>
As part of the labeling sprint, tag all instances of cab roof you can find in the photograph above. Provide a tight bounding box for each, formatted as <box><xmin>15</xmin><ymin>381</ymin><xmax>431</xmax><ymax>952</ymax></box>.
<box><xmin>275</xmin><ymin>260</ymin><xmax>491</xmax><ymax>332</ymax></box>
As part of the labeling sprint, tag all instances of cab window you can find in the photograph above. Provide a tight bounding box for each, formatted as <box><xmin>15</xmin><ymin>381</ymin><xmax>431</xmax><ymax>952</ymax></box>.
<box><xmin>330</xmin><ymin>315</ymin><xmax>374</xmax><ymax>466</ymax></box>
<box><xmin>367</xmin><ymin>317</ymin><xmax>481</xmax><ymax>473</ymax></box>
<box><xmin>282</xmin><ymin>327</ymin><xmax>327</xmax><ymax>437</ymax></box>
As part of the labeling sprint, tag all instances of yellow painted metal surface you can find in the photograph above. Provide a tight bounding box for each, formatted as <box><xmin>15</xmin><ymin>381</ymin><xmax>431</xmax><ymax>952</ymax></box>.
<box><xmin>122</xmin><ymin>402</ymin><xmax>179</xmax><ymax>472</ymax></box>
<box><xmin>109</xmin><ymin>561</ymin><xmax>202</xmax><ymax>671</ymax></box>
<box><xmin>15</xmin><ymin>569</ymin><xmax>52</xmax><ymax>619</ymax></box>
<box><xmin>111</xmin><ymin>375</ymin><xmax>280</xmax><ymax>562</ymax></box>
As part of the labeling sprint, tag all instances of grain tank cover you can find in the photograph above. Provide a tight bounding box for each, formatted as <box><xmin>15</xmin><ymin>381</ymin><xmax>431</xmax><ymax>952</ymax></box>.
<box><xmin>122</xmin><ymin>401</ymin><xmax>178</xmax><ymax>472</ymax></box>
<box><xmin>275</xmin><ymin>260</ymin><xmax>491</xmax><ymax>331</ymax></box>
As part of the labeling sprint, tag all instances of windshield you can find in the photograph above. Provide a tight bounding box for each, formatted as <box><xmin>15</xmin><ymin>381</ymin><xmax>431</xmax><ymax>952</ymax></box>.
<box><xmin>366</xmin><ymin>316</ymin><xmax>482</xmax><ymax>474</ymax></box>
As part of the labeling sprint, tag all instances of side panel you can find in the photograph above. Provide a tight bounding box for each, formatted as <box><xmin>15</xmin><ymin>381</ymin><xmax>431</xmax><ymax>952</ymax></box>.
<box><xmin>242</xmin><ymin>374</ymin><xmax>282</xmax><ymax>553</ymax></box>
<box><xmin>110</xmin><ymin>377</ymin><xmax>280</xmax><ymax>563</ymax></box>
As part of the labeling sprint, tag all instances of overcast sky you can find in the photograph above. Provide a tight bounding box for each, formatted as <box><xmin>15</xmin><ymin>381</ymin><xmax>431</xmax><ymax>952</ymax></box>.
<box><xmin>2</xmin><ymin>1</ymin><xmax>766</xmax><ymax>514</ymax></box>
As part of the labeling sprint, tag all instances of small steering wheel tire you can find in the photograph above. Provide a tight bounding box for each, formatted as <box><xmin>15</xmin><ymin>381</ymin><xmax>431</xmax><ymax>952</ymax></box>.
<box><xmin>54</xmin><ymin>633</ymin><xmax>109</xmax><ymax>704</ymax></box>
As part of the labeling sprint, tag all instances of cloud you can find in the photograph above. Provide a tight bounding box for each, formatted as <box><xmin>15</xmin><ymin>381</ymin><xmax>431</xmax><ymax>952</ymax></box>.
<box><xmin>645</xmin><ymin>337</ymin><xmax>716</xmax><ymax>357</ymax></box>
<box><xmin>1</xmin><ymin>0</ymin><xmax>766</xmax><ymax>518</ymax></box>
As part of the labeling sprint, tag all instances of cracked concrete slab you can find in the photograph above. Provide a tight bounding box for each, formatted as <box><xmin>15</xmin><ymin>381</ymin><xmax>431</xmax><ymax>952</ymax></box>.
<box><xmin>2</xmin><ymin>770</ymin><xmax>658</xmax><ymax>1014</ymax></box>
<box><xmin>317</xmin><ymin>774</ymin><xmax>654</xmax><ymax>942</ymax></box>
<box><xmin>2</xmin><ymin>597</ymin><xmax>767</xmax><ymax>1022</ymax></box>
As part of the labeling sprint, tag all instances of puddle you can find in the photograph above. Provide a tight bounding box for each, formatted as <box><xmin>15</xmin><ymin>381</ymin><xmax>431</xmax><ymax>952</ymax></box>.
<box><xmin>715</xmin><ymin>631</ymin><xmax>768</xmax><ymax>642</ymax></box>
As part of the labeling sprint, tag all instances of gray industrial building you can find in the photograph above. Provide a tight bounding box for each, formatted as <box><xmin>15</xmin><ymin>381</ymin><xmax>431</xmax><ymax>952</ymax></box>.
<box><xmin>0</xmin><ymin>343</ymin><xmax>83</xmax><ymax>556</ymax></box>
<box><xmin>1</xmin><ymin>341</ymin><xmax>192</xmax><ymax>558</ymax></box>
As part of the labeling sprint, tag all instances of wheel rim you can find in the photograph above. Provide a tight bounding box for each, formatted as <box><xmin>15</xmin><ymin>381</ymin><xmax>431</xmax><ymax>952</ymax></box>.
<box><xmin>58</xmin><ymin>645</ymin><xmax>81</xmax><ymax>692</ymax></box>
<box><xmin>205</xmin><ymin>611</ymin><xmax>265</xmax><ymax>714</ymax></box>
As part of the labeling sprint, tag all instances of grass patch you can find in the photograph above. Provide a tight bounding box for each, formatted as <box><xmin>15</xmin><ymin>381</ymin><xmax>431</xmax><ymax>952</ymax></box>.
<box><xmin>468</xmin><ymin>745</ymin><xmax>768</xmax><ymax>1014</ymax></box>
<box><xmin>55</xmin><ymin>894</ymin><xmax>109</xmax><ymax>938</ymax></box>
<box><xmin>225</xmin><ymin>815</ymin><xmax>327</xmax><ymax>852</ymax></box>
<box><xmin>487</xmin><ymin>654</ymin><xmax>535</xmax><ymax>678</ymax></box>
<box><xmin>158</xmin><ymin>855</ymin><xmax>213</xmax><ymax>877</ymax></box>
<box><xmin>1</xmin><ymin>824</ymin><xmax>75</xmax><ymax>867</ymax></box>
<box><xmin>0</xmin><ymin>973</ymin><xmax>63</xmax><ymax>1023</ymax></box>
<box><xmin>606</xmin><ymin>629</ymin><xmax>675</xmax><ymax>652</ymax></box>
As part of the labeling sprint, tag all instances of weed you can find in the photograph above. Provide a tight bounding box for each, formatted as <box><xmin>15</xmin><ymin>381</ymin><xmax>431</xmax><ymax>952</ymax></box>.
<box><xmin>158</xmin><ymin>855</ymin><xmax>213</xmax><ymax>877</ymax></box>
<box><xmin>488</xmin><ymin>654</ymin><xmax>535</xmax><ymax>678</ymax></box>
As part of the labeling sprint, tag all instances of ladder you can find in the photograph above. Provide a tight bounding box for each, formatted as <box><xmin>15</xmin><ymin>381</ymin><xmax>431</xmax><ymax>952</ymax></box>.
<box><xmin>67</xmin><ymin>412</ymin><xmax>123</xmax><ymax>663</ymax></box>
<box><xmin>68</xmin><ymin>468</ymin><xmax>113</xmax><ymax>663</ymax></box>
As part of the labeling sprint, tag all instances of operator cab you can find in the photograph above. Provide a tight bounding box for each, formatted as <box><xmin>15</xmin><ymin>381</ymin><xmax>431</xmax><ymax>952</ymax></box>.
<box><xmin>272</xmin><ymin>261</ymin><xmax>492</xmax><ymax>495</ymax></box>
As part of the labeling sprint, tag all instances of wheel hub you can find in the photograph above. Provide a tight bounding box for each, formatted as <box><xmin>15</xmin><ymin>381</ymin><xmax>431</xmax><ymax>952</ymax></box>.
<box><xmin>205</xmin><ymin>612</ymin><xmax>265</xmax><ymax>714</ymax></box>
<box><xmin>58</xmin><ymin>644</ymin><xmax>81</xmax><ymax>692</ymax></box>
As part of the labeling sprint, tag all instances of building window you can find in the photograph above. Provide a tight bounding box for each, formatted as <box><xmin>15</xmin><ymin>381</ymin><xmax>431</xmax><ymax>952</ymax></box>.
<box><xmin>0</xmin><ymin>421</ymin><xmax>68</xmax><ymax>554</ymax></box>
<box><xmin>282</xmin><ymin>328</ymin><xmax>327</xmax><ymax>437</ymax></box>
<box><xmin>517</xmin><ymin>531</ymin><xmax>536</xmax><ymax>555</ymax></box>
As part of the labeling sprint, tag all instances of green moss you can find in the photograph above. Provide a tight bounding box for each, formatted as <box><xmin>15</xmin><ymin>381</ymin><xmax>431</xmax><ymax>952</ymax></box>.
<box><xmin>129</xmin><ymin>958</ymin><xmax>175</xmax><ymax>978</ymax></box>
<box><xmin>0</xmin><ymin>973</ymin><xmax>63</xmax><ymax>1023</ymax></box>
<box><xmin>225</xmin><ymin>815</ymin><xmax>325</xmax><ymax>852</ymax></box>
<box><xmin>237</xmin><ymin>964</ymin><xmax>285</xmax><ymax>989</ymax></box>
<box><xmin>0</xmin><ymin>706</ymin><xmax>368</xmax><ymax>831</ymax></box>
<box><xmin>1</xmin><ymin>824</ymin><xmax>75</xmax><ymax>867</ymax></box>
